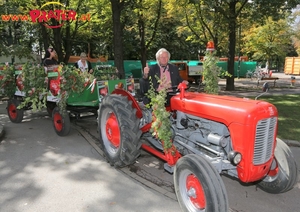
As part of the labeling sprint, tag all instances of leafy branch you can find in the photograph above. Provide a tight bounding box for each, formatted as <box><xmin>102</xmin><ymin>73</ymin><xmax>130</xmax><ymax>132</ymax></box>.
<box><xmin>0</xmin><ymin>63</ymin><xmax>95</xmax><ymax>114</ymax></box>
<box><xmin>18</xmin><ymin>63</ymin><xmax>48</xmax><ymax>111</ymax></box>
<box><xmin>0</xmin><ymin>63</ymin><xmax>17</xmax><ymax>98</ymax></box>
<box><xmin>146</xmin><ymin>76</ymin><xmax>173</xmax><ymax>152</ymax></box>
<box><xmin>94</xmin><ymin>64</ymin><xmax>119</xmax><ymax>80</ymax></box>
<box><xmin>202</xmin><ymin>51</ymin><xmax>231</xmax><ymax>94</ymax></box>
<box><xmin>54</xmin><ymin>65</ymin><xmax>95</xmax><ymax>114</ymax></box>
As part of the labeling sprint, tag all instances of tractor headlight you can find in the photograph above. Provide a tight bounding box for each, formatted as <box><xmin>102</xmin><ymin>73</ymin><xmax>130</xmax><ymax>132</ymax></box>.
<box><xmin>228</xmin><ymin>151</ymin><xmax>242</xmax><ymax>165</ymax></box>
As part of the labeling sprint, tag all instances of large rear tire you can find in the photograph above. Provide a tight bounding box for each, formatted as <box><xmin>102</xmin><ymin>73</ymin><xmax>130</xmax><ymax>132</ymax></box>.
<box><xmin>7</xmin><ymin>99</ymin><xmax>24</xmax><ymax>123</ymax></box>
<box><xmin>257</xmin><ymin>138</ymin><xmax>298</xmax><ymax>193</ymax></box>
<box><xmin>174</xmin><ymin>154</ymin><xmax>229</xmax><ymax>212</ymax></box>
<box><xmin>52</xmin><ymin>107</ymin><xmax>71</xmax><ymax>136</ymax></box>
<box><xmin>98</xmin><ymin>94</ymin><xmax>142</xmax><ymax>167</ymax></box>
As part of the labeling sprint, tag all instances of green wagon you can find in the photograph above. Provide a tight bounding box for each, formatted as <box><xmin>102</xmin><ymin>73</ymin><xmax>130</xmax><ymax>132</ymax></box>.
<box><xmin>3</xmin><ymin>64</ymin><xmax>136</xmax><ymax>136</ymax></box>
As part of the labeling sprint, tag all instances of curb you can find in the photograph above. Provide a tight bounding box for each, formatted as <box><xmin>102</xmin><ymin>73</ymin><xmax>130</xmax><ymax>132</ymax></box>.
<box><xmin>284</xmin><ymin>139</ymin><xmax>300</xmax><ymax>148</ymax></box>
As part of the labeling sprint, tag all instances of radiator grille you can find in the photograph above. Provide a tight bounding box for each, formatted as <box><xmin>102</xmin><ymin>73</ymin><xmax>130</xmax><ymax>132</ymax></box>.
<box><xmin>253</xmin><ymin>117</ymin><xmax>277</xmax><ymax>165</ymax></box>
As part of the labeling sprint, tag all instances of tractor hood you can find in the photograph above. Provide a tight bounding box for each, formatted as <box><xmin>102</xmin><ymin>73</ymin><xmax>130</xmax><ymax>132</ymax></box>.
<box><xmin>170</xmin><ymin>92</ymin><xmax>278</xmax><ymax>126</ymax></box>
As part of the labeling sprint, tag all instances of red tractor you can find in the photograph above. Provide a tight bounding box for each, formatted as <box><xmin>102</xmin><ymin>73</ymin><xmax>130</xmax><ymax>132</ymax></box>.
<box><xmin>98</xmin><ymin>82</ymin><xmax>298</xmax><ymax>212</ymax></box>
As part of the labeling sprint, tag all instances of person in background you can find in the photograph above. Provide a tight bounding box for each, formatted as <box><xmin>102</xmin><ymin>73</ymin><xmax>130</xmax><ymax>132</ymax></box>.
<box><xmin>140</xmin><ymin>48</ymin><xmax>187</xmax><ymax>104</ymax></box>
<box><xmin>74</xmin><ymin>52</ymin><xmax>93</xmax><ymax>74</ymax></box>
<box><xmin>43</xmin><ymin>47</ymin><xmax>58</xmax><ymax>67</ymax></box>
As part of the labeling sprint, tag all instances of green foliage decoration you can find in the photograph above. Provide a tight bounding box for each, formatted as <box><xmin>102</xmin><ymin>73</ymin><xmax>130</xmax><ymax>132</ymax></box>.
<box><xmin>56</xmin><ymin>65</ymin><xmax>96</xmax><ymax>114</ymax></box>
<box><xmin>146</xmin><ymin>76</ymin><xmax>173</xmax><ymax>152</ymax></box>
<box><xmin>202</xmin><ymin>51</ymin><xmax>221</xmax><ymax>94</ymax></box>
<box><xmin>0</xmin><ymin>62</ymin><xmax>96</xmax><ymax>114</ymax></box>
<box><xmin>0</xmin><ymin>63</ymin><xmax>17</xmax><ymax>98</ymax></box>
<box><xmin>202</xmin><ymin>51</ymin><xmax>231</xmax><ymax>94</ymax></box>
<box><xmin>18</xmin><ymin>63</ymin><xmax>48</xmax><ymax>111</ymax></box>
<box><xmin>93</xmin><ymin>64</ymin><xmax>119</xmax><ymax>80</ymax></box>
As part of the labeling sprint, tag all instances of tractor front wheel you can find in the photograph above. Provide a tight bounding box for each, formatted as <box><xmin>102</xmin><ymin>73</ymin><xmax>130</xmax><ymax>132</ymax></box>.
<box><xmin>7</xmin><ymin>99</ymin><xmax>24</xmax><ymax>123</ymax></box>
<box><xmin>52</xmin><ymin>107</ymin><xmax>71</xmax><ymax>136</ymax></box>
<box><xmin>98</xmin><ymin>94</ymin><xmax>142</xmax><ymax>167</ymax></box>
<box><xmin>174</xmin><ymin>154</ymin><xmax>228</xmax><ymax>212</ymax></box>
<box><xmin>258</xmin><ymin>138</ymin><xmax>298</xmax><ymax>193</ymax></box>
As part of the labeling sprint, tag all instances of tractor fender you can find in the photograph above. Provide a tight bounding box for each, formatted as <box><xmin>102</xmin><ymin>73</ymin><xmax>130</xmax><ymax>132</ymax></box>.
<box><xmin>112</xmin><ymin>88</ymin><xmax>143</xmax><ymax>119</ymax></box>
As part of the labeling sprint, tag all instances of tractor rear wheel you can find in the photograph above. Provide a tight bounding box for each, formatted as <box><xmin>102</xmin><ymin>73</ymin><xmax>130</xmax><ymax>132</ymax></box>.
<box><xmin>52</xmin><ymin>107</ymin><xmax>71</xmax><ymax>136</ymax></box>
<box><xmin>257</xmin><ymin>138</ymin><xmax>298</xmax><ymax>193</ymax></box>
<box><xmin>174</xmin><ymin>154</ymin><xmax>228</xmax><ymax>212</ymax></box>
<box><xmin>98</xmin><ymin>94</ymin><xmax>142</xmax><ymax>167</ymax></box>
<box><xmin>7</xmin><ymin>99</ymin><xmax>24</xmax><ymax>123</ymax></box>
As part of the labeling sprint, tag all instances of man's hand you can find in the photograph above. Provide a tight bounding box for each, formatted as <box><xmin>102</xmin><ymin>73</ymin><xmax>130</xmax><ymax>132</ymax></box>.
<box><xmin>143</xmin><ymin>64</ymin><xmax>149</xmax><ymax>78</ymax></box>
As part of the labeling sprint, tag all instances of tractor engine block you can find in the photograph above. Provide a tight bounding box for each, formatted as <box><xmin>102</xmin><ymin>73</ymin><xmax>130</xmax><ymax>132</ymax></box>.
<box><xmin>172</xmin><ymin>111</ymin><xmax>232</xmax><ymax>157</ymax></box>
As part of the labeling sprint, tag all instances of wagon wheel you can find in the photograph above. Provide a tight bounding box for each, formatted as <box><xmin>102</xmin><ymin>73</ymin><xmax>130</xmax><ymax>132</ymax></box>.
<box><xmin>257</xmin><ymin>138</ymin><xmax>298</xmax><ymax>193</ymax></box>
<box><xmin>46</xmin><ymin>101</ymin><xmax>56</xmax><ymax>117</ymax></box>
<box><xmin>7</xmin><ymin>99</ymin><xmax>24</xmax><ymax>123</ymax></box>
<box><xmin>98</xmin><ymin>94</ymin><xmax>142</xmax><ymax>167</ymax></box>
<box><xmin>174</xmin><ymin>154</ymin><xmax>229</xmax><ymax>212</ymax></box>
<box><xmin>52</xmin><ymin>107</ymin><xmax>71</xmax><ymax>136</ymax></box>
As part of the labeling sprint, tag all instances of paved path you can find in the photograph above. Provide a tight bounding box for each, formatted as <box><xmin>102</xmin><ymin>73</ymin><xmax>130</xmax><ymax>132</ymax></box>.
<box><xmin>0</xmin><ymin>104</ymin><xmax>181</xmax><ymax>212</ymax></box>
<box><xmin>218</xmin><ymin>72</ymin><xmax>300</xmax><ymax>97</ymax></box>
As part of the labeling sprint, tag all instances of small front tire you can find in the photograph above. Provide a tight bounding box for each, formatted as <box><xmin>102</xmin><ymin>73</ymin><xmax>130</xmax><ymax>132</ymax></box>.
<box><xmin>46</xmin><ymin>101</ymin><xmax>56</xmax><ymax>117</ymax></box>
<box><xmin>7</xmin><ymin>99</ymin><xmax>24</xmax><ymax>123</ymax></box>
<box><xmin>52</xmin><ymin>107</ymin><xmax>71</xmax><ymax>136</ymax></box>
<box><xmin>257</xmin><ymin>138</ymin><xmax>298</xmax><ymax>193</ymax></box>
<box><xmin>174</xmin><ymin>154</ymin><xmax>229</xmax><ymax>212</ymax></box>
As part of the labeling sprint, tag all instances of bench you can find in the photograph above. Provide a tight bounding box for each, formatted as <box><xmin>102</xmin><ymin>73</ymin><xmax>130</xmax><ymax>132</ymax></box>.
<box><xmin>257</xmin><ymin>77</ymin><xmax>279</xmax><ymax>87</ymax></box>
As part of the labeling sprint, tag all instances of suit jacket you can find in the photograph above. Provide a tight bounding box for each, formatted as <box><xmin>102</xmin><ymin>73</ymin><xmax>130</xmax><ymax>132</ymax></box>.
<box><xmin>146</xmin><ymin>63</ymin><xmax>183</xmax><ymax>90</ymax></box>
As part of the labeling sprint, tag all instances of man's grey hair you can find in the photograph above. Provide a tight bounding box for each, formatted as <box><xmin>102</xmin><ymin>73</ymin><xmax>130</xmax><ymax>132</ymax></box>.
<box><xmin>155</xmin><ymin>48</ymin><xmax>171</xmax><ymax>62</ymax></box>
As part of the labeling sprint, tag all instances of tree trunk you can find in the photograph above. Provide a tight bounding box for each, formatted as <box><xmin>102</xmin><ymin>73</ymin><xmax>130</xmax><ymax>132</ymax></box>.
<box><xmin>138</xmin><ymin>13</ymin><xmax>147</xmax><ymax>68</ymax></box>
<box><xmin>63</xmin><ymin>22</ymin><xmax>72</xmax><ymax>64</ymax></box>
<box><xmin>138</xmin><ymin>0</ymin><xmax>162</xmax><ymax>69</ymax></box>
<box><xmin>226</xmin><ymin>2</ymin><xmax>237</xmax><ymax>91</ymax></box>
<box><xmin>63</xmin><ymin>0</ymin><xmax>72</xmax><ymax>64</ymax></box>
<box><xmin>111</xmin><ymin>0</ymin><xmax>125</xmax><ymax>79</ymax></box>
<box><xmin>52</xmin><ymin>27</ymin><xmax>63</xmax><ymax>63</ymax></box>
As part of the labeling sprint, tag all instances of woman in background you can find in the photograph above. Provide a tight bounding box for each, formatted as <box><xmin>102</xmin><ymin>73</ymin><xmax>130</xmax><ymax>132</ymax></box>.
<box><xmin>74</xmin><ymin>52</ymin><xmax>93</xmax><ymax>74</ymax></box>
<box><xmin>43</xmin><ymin>47</ymin><xmax>58</xmax><ymax>67</ymax></box>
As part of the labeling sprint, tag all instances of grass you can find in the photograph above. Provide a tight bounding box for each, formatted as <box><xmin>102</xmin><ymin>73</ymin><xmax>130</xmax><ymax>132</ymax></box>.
<box><xmin>260</xmin><ymin>94</ymin><xmax>300</xmax><ymax>142</ymax></box>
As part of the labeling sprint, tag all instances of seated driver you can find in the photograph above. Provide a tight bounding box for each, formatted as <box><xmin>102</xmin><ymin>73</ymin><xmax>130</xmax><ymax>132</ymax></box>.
<box><xmin>140</xmin><ymin>48</ymin><xmax>187</xmax><ymax>105</ymax></box>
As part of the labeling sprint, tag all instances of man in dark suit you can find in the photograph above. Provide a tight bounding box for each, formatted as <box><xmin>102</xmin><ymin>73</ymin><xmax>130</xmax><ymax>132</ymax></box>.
<box><xmin>140</xmin><ymin>48</ymin><xmax>186</xmax><ymax>104</ymax></box>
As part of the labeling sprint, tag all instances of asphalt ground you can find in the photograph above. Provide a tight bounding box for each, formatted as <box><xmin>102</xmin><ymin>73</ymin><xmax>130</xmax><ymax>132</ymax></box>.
<box><xmin>0</xmin><ymin>107</ymin><xmax>182</xmax><ymax>212</ymax></box>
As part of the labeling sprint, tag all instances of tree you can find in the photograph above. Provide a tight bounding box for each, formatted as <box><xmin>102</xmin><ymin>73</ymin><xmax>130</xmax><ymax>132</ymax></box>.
<box><xmin>34</xmin><ymin>0</ymin><xmax>98</xmax><ymax>64</ymax></box>
<box><xmin>110</xmin><ymin>0</ymin><xmax>136</xmax><ymax>78</ymax></box>
<box><xmin>243</xmin><ymin>17</ymin><xmax>293</xmax><ymax>69</ymax></box>
<box><xmin>135</xmin><ymin>0</ymin><xmax>163</xmax><ymax>68</ymax></box>
<box><xmin>0</xmin><ymin>0</ymin><xmax>35</xmax><ymax>63</ymax></box>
